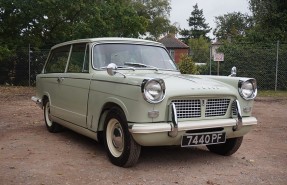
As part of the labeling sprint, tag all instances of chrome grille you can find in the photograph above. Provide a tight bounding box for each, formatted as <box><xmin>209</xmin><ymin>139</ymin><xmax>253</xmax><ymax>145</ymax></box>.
<box><xmin>205</xmin><ymin>99</ymin><xmax>230</xmax><ymax>117</ymax></box>
<box><xmin>172</xmin><ymin>98</ymin><xmax>231</xmax><ymax>119</ymax></box>
<box><xmin>171</xmin><ymin>100</ymin><xmax>201</xmax><ymax>118</ymax></box>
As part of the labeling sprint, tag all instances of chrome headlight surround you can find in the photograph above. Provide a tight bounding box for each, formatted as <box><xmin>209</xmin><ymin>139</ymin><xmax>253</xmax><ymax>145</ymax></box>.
<box><xmin>141</xmin><ymin>78</ymin><xmax>166</xmax><ymax>104</ymax></box>
<box><xmin>238</xmin><ymin>79</ymin><xmax>257</xmax><ymax>100</ymax></box>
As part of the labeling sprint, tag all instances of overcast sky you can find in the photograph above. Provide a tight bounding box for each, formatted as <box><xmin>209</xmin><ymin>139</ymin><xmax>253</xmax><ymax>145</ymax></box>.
<box><xmin>170</xmin><ymin>0</ymin><xmax>251</xmax><ymax>38</ymax></box>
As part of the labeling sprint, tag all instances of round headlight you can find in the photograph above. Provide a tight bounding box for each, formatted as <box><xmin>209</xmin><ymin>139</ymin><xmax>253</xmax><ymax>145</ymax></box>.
<box><xmin>142</xmin><ymin>79</ymin><xmax>165</xmax><ymax>103</ymax></box>
<box><xmin>239</xmin><ymin>79</ymin><xmax>257</xmax><ymax>100</ymax></box>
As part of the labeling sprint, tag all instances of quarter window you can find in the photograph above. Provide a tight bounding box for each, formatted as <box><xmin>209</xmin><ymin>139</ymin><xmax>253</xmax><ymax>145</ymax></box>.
<box><xmin>45</xmin><ymin>45</ymin><xmax>70</xmax><ymax>73</ymax></box>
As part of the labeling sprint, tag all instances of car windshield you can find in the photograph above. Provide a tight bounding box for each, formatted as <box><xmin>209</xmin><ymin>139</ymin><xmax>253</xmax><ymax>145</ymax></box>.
<box><xmin>92</xmin><ymin>44</ymin><xmax>177</xmax><ymax>70</ymax></box>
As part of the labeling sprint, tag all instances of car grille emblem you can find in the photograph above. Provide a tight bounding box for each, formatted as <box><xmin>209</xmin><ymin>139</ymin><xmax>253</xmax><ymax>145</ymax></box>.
<box><xmin>202</xmin><ymin>99</ymin><xmax>206</xmax><ymax>106</ymax></box>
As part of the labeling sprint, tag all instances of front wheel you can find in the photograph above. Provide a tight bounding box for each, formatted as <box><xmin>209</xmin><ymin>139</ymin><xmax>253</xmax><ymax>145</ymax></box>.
<box><xmin>206</xmin><ymin>136</ymin><xmax>243</xmax><ymax>156</ymax></box>
<box><xmin>44</xmin><ymin>100</ymin><xmax>62</xmax><ymax>133</ymax></box>
<box><xmin>103</xmin><ymin>107</ymin><xmax>141</xmax><ymax>167</ymax></box>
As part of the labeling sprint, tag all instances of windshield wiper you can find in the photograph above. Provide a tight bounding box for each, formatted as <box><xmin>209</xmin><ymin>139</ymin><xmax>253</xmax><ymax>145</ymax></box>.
<box><xmin>124</xmin><ymin>62</ymin><xmax>158</xmax><ymax>71</ymax></box>
<box><xmin>101</xmin><ymin>64</ymin><xmax>135</xmax><ymax>71</ymax></box>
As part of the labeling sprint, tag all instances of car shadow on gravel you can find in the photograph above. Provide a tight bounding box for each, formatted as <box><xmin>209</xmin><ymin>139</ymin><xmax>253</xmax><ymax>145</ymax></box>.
<box><xmin>48</xmin><ymin>126</ymin><xmax>229</xmax><ymax>167</ymax></box>
<box><xmin>139</xmin><ymin>146</ymin><xmax>228</xmax><ymax>166</ymax></box>
<box><xmin>46</xmin><ymin>127</ymin><xmax>106</xmax><ymax>155</ymax></box>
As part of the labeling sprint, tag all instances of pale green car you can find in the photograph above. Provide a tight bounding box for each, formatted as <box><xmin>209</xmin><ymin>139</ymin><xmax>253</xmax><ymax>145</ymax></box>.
<box><xmin>32</xmin><ymin>38</ymin><xmax>257</xmax><ymax>167</ymax></box>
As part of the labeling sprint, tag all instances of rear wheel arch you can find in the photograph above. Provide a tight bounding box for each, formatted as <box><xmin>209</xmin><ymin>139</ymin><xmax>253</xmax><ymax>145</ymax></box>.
<box><xmin>43</xmin><ymin>98</ymin><xmax>63</xmax><ymax>133</ymax></box>
<box><xmin>42</xmin><ymin>95</ymin><xmax>49</xmax><ymax>106</ymax></box>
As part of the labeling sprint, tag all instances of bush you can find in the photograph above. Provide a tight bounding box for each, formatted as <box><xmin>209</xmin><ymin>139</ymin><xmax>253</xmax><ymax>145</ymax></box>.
<box><xmin>178</xmin><ymin>55</ymin><xmax>198</xmax><ymax>74</ymax></box>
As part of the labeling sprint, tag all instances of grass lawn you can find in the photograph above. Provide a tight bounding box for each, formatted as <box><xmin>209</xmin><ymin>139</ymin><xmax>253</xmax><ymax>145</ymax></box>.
<box><xmin>258</xmin><ymin>90</ymin><xmax>287</xmax><ymax>97</ymax></box>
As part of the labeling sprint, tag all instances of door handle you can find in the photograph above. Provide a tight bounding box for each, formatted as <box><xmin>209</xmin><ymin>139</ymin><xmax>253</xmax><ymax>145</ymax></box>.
<box><xmin>57</xmin><ymin>77</ymin><xmax>64</xmax><ymax>83</ymax></box>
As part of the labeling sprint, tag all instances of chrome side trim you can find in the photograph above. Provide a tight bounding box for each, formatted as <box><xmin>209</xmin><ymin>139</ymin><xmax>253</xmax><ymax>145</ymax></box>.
<box><xmin>233</xmin><ymin>100</ymin><xmax>243</xmax><ymax>131</ymax></box>
<box><xmin>168</xmin><ymin>103</ymin><xmax>178</xmax><ymax>137</ymax></box>
<box><xmin>31</xmin><ymin>96</ymin><xmax>43</xmax><ymax>109</ymax></box>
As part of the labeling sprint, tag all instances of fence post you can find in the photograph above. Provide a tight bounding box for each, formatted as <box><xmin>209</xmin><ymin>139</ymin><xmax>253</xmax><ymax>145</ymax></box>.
<box><xmin>275</xmin><ymin>40</ymin><xmax>279</xmax><ymax>91</ymax></box>
<box><xmin>209</xmin><ymin>45</ymin><xmax>212</xmax><ymax>75</ymax></box>
<box><xmin>28</xmin><ymin>44</ymin><xmax>31</xmax><ymax>87</ymax></box>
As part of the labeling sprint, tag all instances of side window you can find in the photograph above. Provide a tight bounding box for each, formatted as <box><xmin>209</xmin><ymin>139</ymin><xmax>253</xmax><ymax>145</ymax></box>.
<box><xmin>45</xmin><ymin>45</ymin><xmax>71</xmax><ymax>73</ymax></box>
<box><xmin>67</xmin><ymin>43</ymin><xmax>89</xmax><ymax>73</ymax></box>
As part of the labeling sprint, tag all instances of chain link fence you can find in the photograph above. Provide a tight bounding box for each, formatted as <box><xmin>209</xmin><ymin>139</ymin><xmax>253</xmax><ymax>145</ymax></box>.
<box><xmin>0</xmin><ymin>42</ymin><xmax>286</xmax><ymax>90</ymax></box>
<box><xmin>213</xmin><ymin>42</ymin><xmax>287</xmax><ymax>90</ymax></box>
<box><xmin>0</xmin><ymin>48</ymin><xmax>49</xmax><ymax>86</ymax></box>
<box><xmin>195</xmin><ymin>42</ymin><xmax>287</xmax><ymax>91</ymax></box>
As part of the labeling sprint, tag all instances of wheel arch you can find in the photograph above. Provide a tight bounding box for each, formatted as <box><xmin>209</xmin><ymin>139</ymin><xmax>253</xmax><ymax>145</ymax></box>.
<box><xmin>41</xmin><ymin>92</ymin><xmax>52</xmax><ymax>107</ymax></box>
<box><xmin>42</xmin><ymin>95</ymin><xmax>49</xmax><ymax>105</ymax></box>
<box><xmin>97</xmin><ymin>102</ymin><xmax>127</xmax><ymax>132</ymax></box>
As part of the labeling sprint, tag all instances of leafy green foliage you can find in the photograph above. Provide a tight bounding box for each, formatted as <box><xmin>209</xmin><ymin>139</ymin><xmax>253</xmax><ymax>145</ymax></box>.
<box><xmin>249</xmin><ymin>0</ymin><xmax>287</xmax><ymax>42</ymax></box>
<box><xmin>213</xmin><ymin>12</ymin><xmax>253</xmax><ymax>41</ymax></box>
<box><xmin>0</xmin><ymin>0</ymin><xmax>149</xmax><ymax>48</ymax></box>
<box><xmin>0</xmin><ymin>0</ymin><xmax>174</xmax><ymax>85</ymax></box>
<box><xmin>178</xmin><ymin>55</ymin><xmax>198</xmax><ymax>74</ymax></box>
<box><xmin>132</xmin><ymin>0</ymin><xmax>172</xmax><ymax>40</ymax></box>
<box><xmin>188</xmin><ymin>36</ymin><xmax>210</xmax><ymax>64</ymax></box>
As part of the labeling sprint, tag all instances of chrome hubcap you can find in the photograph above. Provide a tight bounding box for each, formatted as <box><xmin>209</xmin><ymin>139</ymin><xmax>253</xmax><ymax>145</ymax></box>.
<box><xmin>112</xmin><ymin>125</ymin><xmax>124</xmax><ymax>149</ymax></box>
<box><xmin>107</xmin><ymin>118</ymin><xmax>124</xmax><ymax>157</ymax></box>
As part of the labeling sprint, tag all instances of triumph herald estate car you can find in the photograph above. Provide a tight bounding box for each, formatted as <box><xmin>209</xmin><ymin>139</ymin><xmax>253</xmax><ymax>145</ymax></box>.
<box><xmin>32</xmin><ymin>38</ymin><xmax>257</xmax><ymax>167</ymax></box>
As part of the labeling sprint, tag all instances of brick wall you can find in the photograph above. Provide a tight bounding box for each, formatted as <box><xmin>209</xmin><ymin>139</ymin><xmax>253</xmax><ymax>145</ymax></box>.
<box><xmin>174</xmin><ymin>49</ymin><xmax>189</xmax><ymax>63</ymax></box>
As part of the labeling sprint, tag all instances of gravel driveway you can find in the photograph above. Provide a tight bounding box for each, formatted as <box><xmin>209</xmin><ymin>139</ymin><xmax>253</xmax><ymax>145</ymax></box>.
<box><xmin>0</xmin><ymin>87</ymin><xmax>286</xmax><ymax>185</ymax></box>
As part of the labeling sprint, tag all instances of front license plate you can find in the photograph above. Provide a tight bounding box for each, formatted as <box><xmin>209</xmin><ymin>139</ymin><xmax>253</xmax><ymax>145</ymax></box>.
<box><xmin>181</xmin><ymin>132</ymin><xmax>226</xmax><ymax>147</ymax></box>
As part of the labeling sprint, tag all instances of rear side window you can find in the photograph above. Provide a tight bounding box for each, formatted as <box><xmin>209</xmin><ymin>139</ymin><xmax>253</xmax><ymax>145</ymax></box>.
<box><xmin>45</xmin><ymin>45</ymin><xmax>70</xmax><ymax>73</ymax></box>
<box><xmin>68</xmin><ymin>43</ymin><xmax>89</xmax><ymax>73</ymax></box>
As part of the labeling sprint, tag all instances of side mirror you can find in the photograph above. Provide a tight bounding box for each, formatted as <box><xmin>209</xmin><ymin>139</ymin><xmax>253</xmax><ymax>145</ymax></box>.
<box><xmin>229</xmin><ymin>66</ymin><xmax>237</xmax><ymax>77</ymax></box>
<box><xmin>107</xmin><ymin>63</ymin><xmax>117</xmax><ymax>76</ymax></box>
<box><xmin>106</xmin><ymin>63</ymin><xmax>126</xmax><ymax>78</ymax></box>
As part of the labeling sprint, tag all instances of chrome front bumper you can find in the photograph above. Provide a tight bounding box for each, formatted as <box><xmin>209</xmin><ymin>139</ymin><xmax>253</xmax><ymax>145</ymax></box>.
<box><xmin>129</xmin><ymin>116</ymin><xmax>257</xmax><ymax>146</ymax></box>
<box><xmin>128</xmin><ymin>117</ymin><xmax>257</xmax><ymax>134</ymax></box>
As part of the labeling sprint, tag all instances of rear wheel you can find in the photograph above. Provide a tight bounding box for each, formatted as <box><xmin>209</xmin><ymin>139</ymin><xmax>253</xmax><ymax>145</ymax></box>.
<box><xmin>44</xmin><ymin>100</ymin><xmax>62</xmax><ymax>133</ymax></box>
<box><xmin>103</xmin><ymin>107</ymin><xmax>141</xmax><ymax>167</ymax></box>
<box><xmin>206</xmin><ymin>136</ymin><xmax>243</xmax><ymax>156</ymax></box>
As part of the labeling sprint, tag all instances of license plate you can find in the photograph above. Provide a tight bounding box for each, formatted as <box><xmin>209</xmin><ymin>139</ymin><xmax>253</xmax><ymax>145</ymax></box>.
<box><xmin>181</xmin><ymin>132</ymin><xmax>226</xmax><ymax>147</ymax></box>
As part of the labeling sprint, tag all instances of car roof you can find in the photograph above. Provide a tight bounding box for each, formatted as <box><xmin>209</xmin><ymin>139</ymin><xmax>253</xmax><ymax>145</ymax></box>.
<box><xmin>51</xmin><ymin>37</ymin><xmax>165</xmax><ymax>49</ymax></box>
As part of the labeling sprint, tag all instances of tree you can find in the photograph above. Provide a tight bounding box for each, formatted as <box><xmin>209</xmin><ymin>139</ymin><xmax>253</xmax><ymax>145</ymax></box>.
<box><xmin>0</xmin><ymin>0</ymin><xmax>149</xmax><ymax>49</ymax></box>
<box><xmin>188</xmin><ymin>36</ymin><xmax>210</xmax><ymax>64</ymax></box>
<box><xmin>132</xmin><ymin>0</ymin><xmax>172</xmax><ymax>40</ymax></box>
<box><xmin>94</xmin><ymin>1</ymin><xmax>148</xmax><ymax>38</ymax></box>
<box><xmin>213</xmin><ymin>12</ymin><xmax>253</xmax><ymax>41</ymax></box>
<box><xmin>180</xmin><ymin>3</ymin><xmax>211</xmax><ymax>42</ymax></box>
<box><xmin>248</xmin><ymin>0</ymin><xmax>287</xmax><ymax>42</ymax></box>
<box><xmin>0</xmin><ymin>0</ymin><xmax>149</xmax><ymax>85</ymax></box>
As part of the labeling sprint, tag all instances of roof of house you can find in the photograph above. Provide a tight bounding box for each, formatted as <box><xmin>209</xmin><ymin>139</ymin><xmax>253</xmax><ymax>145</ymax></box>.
<box><xmin>159</xmin><ymin>34</ymin><xmax>189</xmax><ymax>49</ymax></box>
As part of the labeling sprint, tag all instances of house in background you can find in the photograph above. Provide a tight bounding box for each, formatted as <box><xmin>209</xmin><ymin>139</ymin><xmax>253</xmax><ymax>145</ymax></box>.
<box><xmin>159</xmin><ymin>34</ymin><xmax>189</xmax><ymax>63</ymax></box>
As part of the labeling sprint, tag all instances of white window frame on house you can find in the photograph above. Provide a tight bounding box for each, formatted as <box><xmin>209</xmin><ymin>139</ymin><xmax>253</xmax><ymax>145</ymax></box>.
<box><xmin>169</xmin><ymin>49</ymin><xmax>175</xmax><ymax>60</ymax></box>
